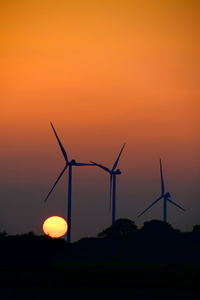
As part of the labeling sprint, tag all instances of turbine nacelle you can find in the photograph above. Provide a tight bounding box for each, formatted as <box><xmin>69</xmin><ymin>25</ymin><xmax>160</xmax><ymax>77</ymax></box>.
<box><xmin>113</xmin><ymin>169</ymin><xmax>121</xmax><ymax>175</ymax></box>
<box><xmin>164</xmin><ymin>192</ymin><xmax>171</xmax><ymax>198</ymax></box>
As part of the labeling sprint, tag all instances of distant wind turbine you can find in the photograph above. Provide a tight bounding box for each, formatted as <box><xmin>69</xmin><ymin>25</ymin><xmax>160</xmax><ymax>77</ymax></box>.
<box><xmin>137</xmin><ymin>159</ymin><xmax>185</xmax><ymax>222</ymax></box>
<box><xmin>91</xmin><ymin>144</ymin><xmax>125</xmax><ymax>225</ymax></box>
<box><xmin>44</xmin><ymin>122</ymin><xmax>94</xmax><ymax>242</ymax></box>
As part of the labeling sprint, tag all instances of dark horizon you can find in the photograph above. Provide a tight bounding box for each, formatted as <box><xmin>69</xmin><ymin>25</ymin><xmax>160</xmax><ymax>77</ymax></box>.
<box><xmin>1</xmin><ymin>0</ymin><xmax>199</xmax><ymax>241</ymax></box>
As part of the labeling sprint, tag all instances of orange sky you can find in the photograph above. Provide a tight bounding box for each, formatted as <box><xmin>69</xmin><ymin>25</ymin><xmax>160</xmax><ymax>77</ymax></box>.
<box><xmin>0</xmin><ymin>0</ymin><xmax>200</xmax><ymax>239</ymax></box>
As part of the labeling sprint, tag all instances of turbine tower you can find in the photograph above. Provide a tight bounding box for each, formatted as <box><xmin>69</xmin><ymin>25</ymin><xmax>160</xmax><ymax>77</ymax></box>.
<box><xmin>44</xmin><ymin>122</ymin><xmax>94</xmax><ymax>243</ymax></box>
<box><xmin>137</xmin><ymin>159</ymin><xmax>185</xmax><ymax>222</ymax></box>
<box><xmin>91</xmin><ymin>144</ymin><xmax>125</xmax><ymax>225</ymax></box>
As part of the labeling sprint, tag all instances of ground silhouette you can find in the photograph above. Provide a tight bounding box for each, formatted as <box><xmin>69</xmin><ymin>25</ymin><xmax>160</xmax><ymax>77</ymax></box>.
<box><xmin>0</xmin><ymin>219</ymin><xmax>200</xmax><ymax>298</ymax></box>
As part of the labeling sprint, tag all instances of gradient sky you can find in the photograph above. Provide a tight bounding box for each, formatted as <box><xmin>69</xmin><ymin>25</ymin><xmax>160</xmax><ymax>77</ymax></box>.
<box><xmin>1</xmin><ymin>0</ymin><xmax>200</xmax><ymax>240</ymax></box>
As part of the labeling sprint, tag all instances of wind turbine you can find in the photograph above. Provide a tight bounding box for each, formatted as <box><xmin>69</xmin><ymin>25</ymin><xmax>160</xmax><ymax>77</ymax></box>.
<box><xmin>91</xmin><ymin>144</ymin><xmax>125</xmax><ymax>225</ymax></box>
<box><xmin>137</xmin><ymin>159</ymin><xmax>185</xmax><ymax>222</ymax></box>
<box><xmin>44</xmin><ymin>122</ymin><xmax>94</xmax><ymax>242</ymax></box>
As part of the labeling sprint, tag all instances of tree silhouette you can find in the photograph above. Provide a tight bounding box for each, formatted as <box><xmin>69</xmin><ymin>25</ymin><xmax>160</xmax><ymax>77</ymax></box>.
<box><xmin>98</xmin><ymin>219</ymin><xmax>138</xmax><ymax>238</ymax></box>
<box><xmin>193</xmin><ymin>225</ymin><xmax>200</xmax><ymax>234</ymax></box>
<box><xmin>140</xmin><ymin>219</ymin><xmax>179</xmax><ymax>238</ymax></box>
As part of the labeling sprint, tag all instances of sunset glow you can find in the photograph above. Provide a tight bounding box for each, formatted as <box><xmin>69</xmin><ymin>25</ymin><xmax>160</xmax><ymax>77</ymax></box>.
<box><xmin>0</xmin><ymin>1</ymin><xmax>199</xmax><ymax>240</ymax></box>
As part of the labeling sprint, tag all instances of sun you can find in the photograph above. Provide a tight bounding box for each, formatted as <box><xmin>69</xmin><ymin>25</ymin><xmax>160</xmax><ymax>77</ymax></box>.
<box><xmin>43</xmin><ymin>216</ymin><xmax>68</xmax><ymax>238</ymax></box>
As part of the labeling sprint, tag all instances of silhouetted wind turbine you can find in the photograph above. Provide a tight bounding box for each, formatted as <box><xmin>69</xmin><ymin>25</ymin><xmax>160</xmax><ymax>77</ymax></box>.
<box><xmin>91</xmin><ymin>144</ymin><xmax>125</xmax><ymax>225</ymax></box>
<box><xmin>137</xmin><ymin>159</ymin><xmax>185</xmax><ymax>222</ymax></box>
<box><xmin>44</xmin><ymin>122</ymin><xmax>94</xmax><ymax>242</ymax></box>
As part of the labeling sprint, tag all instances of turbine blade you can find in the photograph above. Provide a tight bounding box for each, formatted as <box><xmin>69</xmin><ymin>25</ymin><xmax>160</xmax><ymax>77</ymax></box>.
<box><xmin>109</xmin><ymin>174</ymin><xmax>113</xmax><ymax>212</ymax></box>
<box><xmin>44</xmin><ymin>165</ymin><xmax>68</xmax><ymax>203</ymax></box>
<box><xmin>90</xmin><ymin>161</ymin><xmax>111</xmax><ymax>173</ymax></box>
<box><xmin>160</xmin><ymin>159</ymin><xmax>165</xmax><ymax>194</ymax></box>
<box><xmin>137</xmin><ymin>195</ymin><xmax>163</xmax><ymax>218</ymax></box>
<box><xmin>50</xmin><ymin>122</ymin><xmax>69</xmax><ymax>163</ymax></box>
<box><xmin>75</xmin><ymin>162</ymin><xmax>95</xmax><ymax>166</ymax></box>
<box><xmin>112</xmin><ymin>143</ymin><xmax>125</xmax><ymax>171</ymax></box>
<box><xmin>167</xmin><ymin>198</ymin><xmax>185</xmax><ymax>211</ymax></box>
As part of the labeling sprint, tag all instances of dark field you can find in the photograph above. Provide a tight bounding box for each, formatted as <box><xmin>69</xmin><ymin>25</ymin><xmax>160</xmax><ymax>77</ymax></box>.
<box><xmin>1</xmin><ymin>263</ymin><xmax>200</xmax><ymax>299</ymax></box>
<box><xmin>1</xmin><ymin>220</ymin><xmax>200</xmax><ymax>299</ymax></box>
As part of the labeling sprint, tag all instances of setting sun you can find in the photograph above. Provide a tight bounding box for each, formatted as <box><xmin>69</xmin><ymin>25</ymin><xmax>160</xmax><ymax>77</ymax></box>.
<box><xmin>43</xmin><ymin>216</ymin><xmax>68</xmax><ymax>238</ymax></box>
